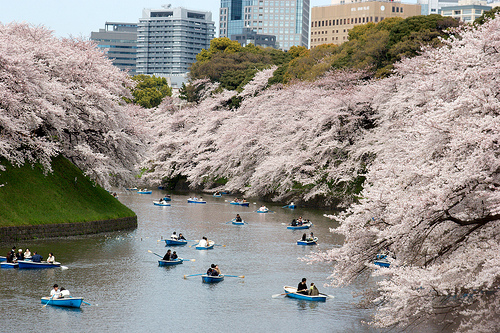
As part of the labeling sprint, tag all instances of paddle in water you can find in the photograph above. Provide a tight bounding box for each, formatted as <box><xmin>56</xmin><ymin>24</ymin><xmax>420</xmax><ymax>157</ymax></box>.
<box><xmin>183</xmin><ymin>273</ymin><xmax>205</xmax><ymax>279</ymax></box>
<box><xmin>147</xmin><ymin>250</ymin><xmax>163</xmax><ymax>258</ymax></box>
<box><xmin>42</xmin><ymin>295</ymin><xmax>54</xmax><ymax>308</ymax></box>
<box><xmin>223</xmin><ymin>274</ymin><xmax>245</xmax><ymax>278</ymax></box>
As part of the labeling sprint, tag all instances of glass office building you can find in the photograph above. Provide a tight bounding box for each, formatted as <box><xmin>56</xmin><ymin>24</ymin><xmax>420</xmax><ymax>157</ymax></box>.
<box><xmin>219</xmin><ymin>0</ymin><xmax>310</xmax><ymax>50</ymax></box>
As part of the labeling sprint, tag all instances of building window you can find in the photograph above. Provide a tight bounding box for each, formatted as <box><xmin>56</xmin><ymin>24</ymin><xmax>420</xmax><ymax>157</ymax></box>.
<box><xmin>401</xmin><ymin>7</ymin><xmax>403</xmax><ymax>13</ymax></box>
<box><xmin>375</xmin><ymin>16</ymin><xmax>378</xmax><ymax>22</ymax></box>
<box><xmin>392</xmin><ymin>6</ymin><xmax>395</xmax><ymax>12</ymax></box>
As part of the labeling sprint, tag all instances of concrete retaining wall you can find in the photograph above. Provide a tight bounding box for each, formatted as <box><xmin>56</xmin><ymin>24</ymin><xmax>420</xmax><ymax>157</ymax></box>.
<box><xmin>0</xmin><ymin>216</ymin><xmax>137</xmax><ymax>243</ymax></box>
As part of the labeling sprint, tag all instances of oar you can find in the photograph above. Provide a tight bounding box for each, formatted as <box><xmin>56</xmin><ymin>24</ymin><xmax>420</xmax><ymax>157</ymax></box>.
<box><xmin>272</xmin><ymin>293</ymin><xmax>287</xmax><ymax>298</ymax></box>
<box><xmin>214</xmin><ymin>244</ymin><xmax>226</xmax><ymax>247</ymax></box>
<box><xmin>147</xmin><ymin>250</ymin><xmax>163</xmax><ymax>258</ymax></box>
<box><xmin>222</xmin><ymin>274</ymin><xmax>244</xmax><ymax>278</ymax></box>
<box><xmin>180</xmin><ymin>258</ymin><xmax>196</xmax><ymax>262</ymax></box>
<box><xmin>42</xmin><ymin>295</ymin><xmax>54</xmax><ymax>308</ymax></box>
<box><xmin>225</xmin><ymin>219</ymin><xmax>235</xmax><ymax>224</ymax></box>
<box><xmin>183</xmin><ymin>273</ymin><xmax>205</xmax><ymax>279</ymax></box>
<box><xmin>82</xmin><ymin>300</ymin><xmax>92</xmax><ymax>306</ymax></box>
<box><xmin>320</xmin><ymin>293</ymin><xmax>335</xmax><ymax>299</ymax></box>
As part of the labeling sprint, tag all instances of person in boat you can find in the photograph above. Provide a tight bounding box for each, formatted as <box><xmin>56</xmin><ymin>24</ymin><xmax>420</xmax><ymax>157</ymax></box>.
<box><xmin>235</xmin><ymin>214</ymin><xmax>242</xmax><ymax>222</ymax></box>
<box><xmin>209</xmin><ymin>264</ymin><xmax>220</xmax><ymax>276</ymax></box>
<box><xmin>47</xmin><ymin>252</ymin><xmax>56</xmax><ymax>264</ymax></box>
<box><xmin>16</xmin><ymin>249</ymin><xmax>24</xmax><ymax>261</ymax></box>
<box><xmin>308</xmin><ymin>283</ymin><xmax>319</xmax><ymax>296</ymax></box>
<box><xmin>24</xmin><ymin>248</ymin><xmax>32</xmax><ymax>259</ymax></box>
<box><xmin>297</xmin><ymin>278</ymin><xmax>308</xmax><ymax>295</ymax></box>
<box><xmin>259</xmin><ymin>205</ymin><xmax>267</xmax><ymax>211</ymax></box>
<box><xmin>163</xmin><ymin>249</ymin><xmax>172</xmax><ymax>261</ymax></box>
<box><xmin>297</xmin><ymin>216</ymin><xmax>303</xmax><ymax>225</ymax></box>
<box><xmin>59</xmin><ymin>287</ymin><xmax>70</xmax><ymax>298</ymax></box>
<box><xmin>301</xmin><ymin>233</ymin><xmax>307</xmax><ymax>241</ymax></box>
<box><xmin>198</xmin><ymin>237</ymin><xmax>208</xmax><ymax>247</ymax></box>
<box><xmin>170</xmin><ymin>231</ymin><xmax>178</xmax><ymax>240</ymax></box>
<box><xmin>178</xmin><ymin>233</ymin><xmax>186</xmax><ymax>240</ymax></box>
<box><xmin>31</xmin><ymin>252</ymin><xmax>43</xmax><ymax>262</ymax></box>
<box><xmin>50</xmin><ymin>284</ymin><xmax>62</xmax><ymax>299</ymax></box>
<box><xmin>6</xmin><ymin>251</ymin><xmax>15</xmax><ymax>263</ymax></box>
<box><xmin>171</xmin><ymin>251</ymin><xmax>178</xmax><ymax>260</ymax></box>
<box><xmin>306</xmin><ymin>232</ymin><xmax>314</xmax><ymax>241</ymax></box>
<box><xmin>291</xmin><ymin>219</ymin><xmax>297</xmax><ymax>226</ymax></box>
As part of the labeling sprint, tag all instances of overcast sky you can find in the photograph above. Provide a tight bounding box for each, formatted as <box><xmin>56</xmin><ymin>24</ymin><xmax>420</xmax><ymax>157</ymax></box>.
<box><xmin>0</xmin><ymin>0</ymin><xmax>333</xmax><ymax>38</ymax></box>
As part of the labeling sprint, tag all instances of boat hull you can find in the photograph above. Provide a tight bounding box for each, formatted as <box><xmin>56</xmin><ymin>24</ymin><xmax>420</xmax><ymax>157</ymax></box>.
<box><xmin>165</xmin><ymin>239</ymin><xmax>188</xmax><ymax>246</ymax></box>
<box><xmin>187</xmin><ymin>199</ymin><xmax>206</xmax><ymax>204</ymax></box>
<box><xmin>41</xmin><ymin>297</ymin><xmax>83</xmax><ymax>308</ymax></box>
<box><xmin>202</xmin><ymin>275</ymin><xmax>224</xmax><ymax>283</ymax></box>
<box><xmin>195</xmin><ymin>241</ymin><xmax>215</xmax><ymax>250</ymax></box>
<box><xmin>1</xmin><ymin>262</ymin><xmax>18</xmax><ymax>268</ymax></box>
<box><xmin>138</xmin><ymin>191</ymin><xmax>152</xmax><ymax>194</ymax></box>
<box><xmin>0</xmin><ymin>256</ymin><xmax>6</xmax><ymax>262</ymax></box>
<box><xmin>18</xmin><ymin>261</ymin><xmax>61</xmax><ymax>269</ymax></box>
<box><xmin>256</xmin><ymin>209</ymin><xmax>269</xmax><ymax>213</ymax></box>
<box><xmin>230</xmin><ymin>201</ymin><xmax>249</xmax><ymax>207</ymax></box>
<box><xmin>232</xmin><ymin>220</ymin><xmax>245</xmax><ymax>225</ymax></box>
<box><xmin>287</xmin><ymin>222</ymin><xmax>312</xmax><ymax>230</ymax></box>
<box><xmin>158</xmin><ymin>259</ymin><xmax>183</xmax><ymax>266</ymax></box>
<box><xmin>297</xmin><ymin>237</ymin><xmax>318</xmax><ymax>245</ymax></box>
<box><xmin>153</xmin><ymin>201</ymin><xmax>171</xmax><ymax>206</ymax></box>
<box><xmin>283</xmin><ymin>286</ymin><xmax>327</xmax><ymax>302</ymax></box>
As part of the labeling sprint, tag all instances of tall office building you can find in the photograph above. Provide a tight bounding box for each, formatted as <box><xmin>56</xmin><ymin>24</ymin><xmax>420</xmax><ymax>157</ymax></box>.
<box><xmin>219</xmin><ymin>0</ymin><xmax>310</xmax><ymax>50</ymax></box>
<box><xmin>310</xmin><ymin>1</ymin><xmax>420</xmax><ymax>47</ymax></box>
<box><xmin>90</xmin><ymin>22</ymin><xmax>138</xmax><ymax>75</ymax></box>
<box><xmin>136</xmin><ymin>5</ymin><xmax>215</xmax><ymax>85</ymax></box>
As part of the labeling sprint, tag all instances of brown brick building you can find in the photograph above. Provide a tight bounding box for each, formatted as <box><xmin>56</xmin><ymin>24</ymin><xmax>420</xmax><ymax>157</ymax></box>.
<box><xmin>310</xmin><ymin>1</ymin><xmax>421</xmax><ymax>47</ymax></box>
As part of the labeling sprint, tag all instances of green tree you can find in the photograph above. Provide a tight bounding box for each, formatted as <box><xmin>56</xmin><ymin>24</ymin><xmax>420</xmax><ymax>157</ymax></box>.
<box><xmin>474</xmin><ymin>6</ymin><xmax>500</xmax><ymax>25</ymax></box>
<box><xmin>125</xmin><ymin>75</ymin><xmax>172</xmax><ymax>108</ymax></box>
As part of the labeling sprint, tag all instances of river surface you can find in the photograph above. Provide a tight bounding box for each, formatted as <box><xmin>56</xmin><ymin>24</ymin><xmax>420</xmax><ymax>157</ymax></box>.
<box><xmin>1</xmin><ymin>190</ymin><xmax>384</xmax><ymax>332</ymax></box>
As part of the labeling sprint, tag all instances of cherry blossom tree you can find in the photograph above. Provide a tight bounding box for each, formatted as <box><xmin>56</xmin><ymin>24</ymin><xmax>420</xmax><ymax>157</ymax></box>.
<box><xmin>309</xmin><ymin>17</ymin><xmax>500</xmax><ymax>332</ymax></box>
<box><xmin>0</xmin><ymin>23</ymin><xmax>145</xmax><ymax>188</ymax></box>
<box><xmin>141</xmin><ymin>68</ymin><xmax>374</xmax><ymax>207</ymax></box>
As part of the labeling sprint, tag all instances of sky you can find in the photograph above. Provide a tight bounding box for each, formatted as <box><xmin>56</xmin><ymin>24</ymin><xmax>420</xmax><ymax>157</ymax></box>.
<box><xmin>0</xmin><ymin>0</ymin><xmax>333</xmax><ymax>38</ymax></box>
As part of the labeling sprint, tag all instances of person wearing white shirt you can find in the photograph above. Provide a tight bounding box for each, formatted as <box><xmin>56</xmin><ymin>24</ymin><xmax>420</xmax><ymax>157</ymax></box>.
<box><xmin>170</xmin><ymin>232</ymin><xmax>178</xmax><ymax>240</ymax></box>
<box><xmin>198</xmin><ymin>237</ymin><xmax>208</xmax><ymax>247</ymax></box>
<box><xmin>50</xmin><ymin>284</ymin><xmax>62</xmax><ymax>299</ymax></box>
<box><xmin>47</xmin><ymin>252</ymin><xmax>55</xmax><ymax>264</ymax></box>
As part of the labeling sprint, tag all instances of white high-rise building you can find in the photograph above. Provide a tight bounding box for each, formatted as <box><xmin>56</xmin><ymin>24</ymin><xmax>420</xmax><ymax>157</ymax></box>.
<box><xmin>136</xmin><ymin>6</ymin><xmax>215</xmax><ymax>85</ymax></box>
<box><xmin>219</xmin><ymin>0</ymin><xmax>310</xmax><ymax>50</ymax></box>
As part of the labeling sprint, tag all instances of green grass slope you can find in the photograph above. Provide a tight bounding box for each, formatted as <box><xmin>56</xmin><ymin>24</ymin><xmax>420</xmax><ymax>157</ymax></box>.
<box><xmin>0</xmin><ymin>155</ymin><xmax>135</xmax><ymax>227</ymax></box>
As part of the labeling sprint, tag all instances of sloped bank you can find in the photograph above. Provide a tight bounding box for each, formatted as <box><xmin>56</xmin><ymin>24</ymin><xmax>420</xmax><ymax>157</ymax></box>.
<box><xmin>0</xmin><ymin>155</ymin><xmax>137</xmax><ymax>243</ymax></box>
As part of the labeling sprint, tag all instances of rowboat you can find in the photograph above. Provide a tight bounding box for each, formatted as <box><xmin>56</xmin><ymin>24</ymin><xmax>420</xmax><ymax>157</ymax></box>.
<box><xmin>158</xmin><ymin>259</ymin><xmax>183</xmax><ymax>266</ymax></box>
<box><xmin>256</xmin><ymin>207</ymin><xmax>269</xmax><ymax>213</ymax></box>
<box><xmin>202</xmin><ymin>274</ymin><xmax>224</xmax><ymax>283</ymax></box>
<box><xmin>163</xmin><ymin>239</ymin><xmax>188</xmax><ymax>246</ymax></box>
<box><xmin>187</xmin><ymin>198</ymin><xmax>206</xmax><ymax>204</ymax></box>
<box><xmin>297</xmin><ymin>237</ymin><xmax>318</xmax><ymax>245</ymax></box>
<box><xmin>18</xmin><ymin>261</ymin><xmax>61</xmax><ymax>269</ymax></box>
<box><xmin>126</xmin><ymin>187</ymin><xmax>138</xmax><ymax>191</ymax></box>
<box><xmin>213</xmin><ymin>193</ymin><xmax>222</xmax><ymax>197</ymax></box>
<box><xmin>41</xmin><ymin>297</ymin><xmax>84</xmax><ymax>308</ymax></box>
<box><xmin>374</xmin><ymin>254</ymin><xmax>391</xmax><ymax>268</ymax></box>
<box><xmin>231</xmin><ymin>219</ymin><xmax>245</xmax><ymax>225</ymax></box>
<box><xmin>138</xmin><ymin>190</ymin><xmax>152</xmax><ymax>194</ymax></box>
<box><xmin>230</xmin><ymin>201</ymin><xmax>250</xmax><ymax>207</ymax></box>
<box><xmin>195</xmin><ymin>240</ymin><xmax>215</xmax><ymax>250</ymax></box>
<box><xmin>1</xmin><ymin>262</ymin><xmax>18</xmax><ymax>268</ymax></box>
<box><xmin>0</xmin><ymin>256</ymin><xmax>6</xmax><ymax>262</ymax></box>
<box><xmin>153</xmin><ymin>200</ymin><xmax>171</xmax><ymax>206</ymax></box>
<box><xmin>283</xmin><ymin>204</ymin><xmax>296</xmax><ymax>209</ymax></box>
<box><xmin>287</xmin><ymin>221</ymin><xmax>313</xmax><ymax>230</ymax></box>
<box><xmin>283</xmin><ymin>286</ymin><xmax>327</xmax><ymax>302</ymax></box>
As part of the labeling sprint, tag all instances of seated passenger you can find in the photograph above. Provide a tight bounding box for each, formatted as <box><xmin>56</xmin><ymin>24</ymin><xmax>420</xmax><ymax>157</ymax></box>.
<box><xmin>163</xmin><ymin>249</ymin><xmax>172</xmax><ymax>261</ymax></box>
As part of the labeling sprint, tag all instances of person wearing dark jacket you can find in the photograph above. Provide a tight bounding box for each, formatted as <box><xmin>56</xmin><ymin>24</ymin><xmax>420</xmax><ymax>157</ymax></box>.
<box><xmin>297</xmin><ymin>278</ymin><xmax>308</xmax><ymax>294</ymax></box>
<box><xmin>31</xmin><ymin>252</ymin><xmax>43</xmax><ymax>262</ymax></box>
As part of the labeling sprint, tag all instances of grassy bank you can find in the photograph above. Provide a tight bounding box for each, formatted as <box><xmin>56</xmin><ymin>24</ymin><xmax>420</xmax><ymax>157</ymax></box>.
<box><xmin>0</xmin><ymin>155</ymin><xmax>135</xmax><ymax>227</ymax></box>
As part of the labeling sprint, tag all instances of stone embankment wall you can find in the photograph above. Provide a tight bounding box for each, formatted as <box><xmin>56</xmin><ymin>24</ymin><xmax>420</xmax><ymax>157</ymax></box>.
<box><xmin>0</xmin><ymin>216</ymin><xmax>137</xmax><ymax>243</ymax></box>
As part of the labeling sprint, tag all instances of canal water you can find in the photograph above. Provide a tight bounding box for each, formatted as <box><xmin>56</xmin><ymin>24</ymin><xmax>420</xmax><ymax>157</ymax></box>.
<box><xmin>1</xmin><ymin>190</ymin><xmax>380</xmax><ymax>332</ymax></box>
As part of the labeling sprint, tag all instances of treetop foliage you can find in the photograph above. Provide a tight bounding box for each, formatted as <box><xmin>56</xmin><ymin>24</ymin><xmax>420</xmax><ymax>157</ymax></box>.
<box><xmin>125</xmin><ymin>74</ymin><xmax>172</xmax><ymax>109</ymax></box>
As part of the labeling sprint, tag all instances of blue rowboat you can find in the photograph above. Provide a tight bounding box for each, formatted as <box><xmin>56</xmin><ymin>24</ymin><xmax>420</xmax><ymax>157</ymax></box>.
<box><xmin>0</xmin><ymin>256</ymin><xmax>6</xmax><ymax>262</ymax></box>
<box><xmin>195</xmin><ymin>241</ymin><xmax>215</xmax><ymax>250</ymax></box>
<box><xmin>187</xmin><ymin>198</ymin><xmax>206</xmax><ymax>204</ymax></box>
<box><xmin>284</xmin><ymin>204</ymin><xmax>296</xmax><ymax>209</ymax></box>
<box><xmin>256</xmin><ymin>207</ymin><xmax>269</xmax><ymax>213</ymax></box>
<box><xmin>164</xmin><ymin>239</ymin><xmax>188</xmax><ymax>246</ymax></box>
<box><xmin>202</xmin><ymin>274</ymin><xmax>224</xmax><ymax>283</ymax></box>
<box><xmin>283</xmin><ymin>286</ymin><xmax>327</xmax><ymax>302</ymax></box>
<box><xmin>41</xmin><ymin>297</ymin><xmax>83</xmax><ymax>308</ymax></box>
<box><xmin>213</xmin><ymin>193</ymin><xmax>222</xmax><ymax>197</ymax></box>
<box><xmin>18</xmin><ymin>261</ymin><xmax>61</xmax><ymax>269</ymax></box>
<box><xmin>297</xmin><ymin>237</ymin><xmax>318</xmax><ymax>245</ymax></box>
<box><xmin>126</xmin><ymin>187</ymin><xmax>138</xmax><ymax>191</ymax></box>
<box><xmin>138</xmin><ymin>190</ymin><xmax>152</xmax><ymax>194</ymax></box>
<box><xmin>1</xmin><ymin>262</ymin><xmax>18</xmax><ymax>268</ymax></box>
<box><xmin>158</xmin><ymin>259</ymin><xmax>183</xmax><ymax>266</ymax></box>
<box><xmin>153</xmin><ymin>200</ymin><xmax>171</xmax><ymax>206</ymax></box>
<box><xmin>230</xmin><ymin>201</ymin><xmax>250</xmax><ymax>207</ymax></box>
<box><xmin>287</xmin><ymin>221</ymin><xmax>312</xmax><ymax>230</ymax></box>
<box><xmin>232</xmin><ymin>219</ymin><xmax>245</xmax><ymax>225</ymax></box>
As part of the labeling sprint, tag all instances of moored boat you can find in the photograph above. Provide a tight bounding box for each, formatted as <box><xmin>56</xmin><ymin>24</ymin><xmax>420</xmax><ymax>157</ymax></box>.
<box><xmin>296</xmin><ymin>237</ymin><xmax>318</xmax><ymax>245</ymax></box>
<box><xmin>283</xmin><ymin>286</ymin><xmax>327</xmax><ymax>302</ymax></box>
<box><xmin>41</xmin><ymin>297</ymin><xmax>83</xmax><ymax>308</ymax></box>
<box><xmin>158</xmin><ymin>259</ymin><xmax>183</xmax><ymax>266</ymax></box>
<box><xmin>374</xmin><ymin>254</ymin><xmax>392</xmax><ymax>268</ymax></box>
<box><xmin>164</xmin><ymin>239</ymin><xmax>188</xmax><ymax>246</ymax></box>
<box><xmin>153</xmin><ymin>200</ymin><xmax>171</xmax><ymax>206</ymax></box>
<box><xmin>18</xmin><ymin>261</ymin><xmax>61</xmax><ymax>269</ymax></box>
<box><xmin>195</xmin><ymin>240</ymin><xmax>215</xmax><ymax>250</ymax></box>
<box><xmin>202</xmin><ymin>274</ymin><xmax>224</xmax><ymax>283</ymax></box>
<box><xmin>1</xmin><ymin>262</ymin><xmax>18</xmax><ymax>268</ymax></box>
<box><xmin>287</xmin><ymin>221</ymin><xmax>313</xmax><ymax>230</ymax></box>
<box><xmin>187</xmin><ymin>198</ymin><xmax>206</xmax><ymax>204</ymax></box>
